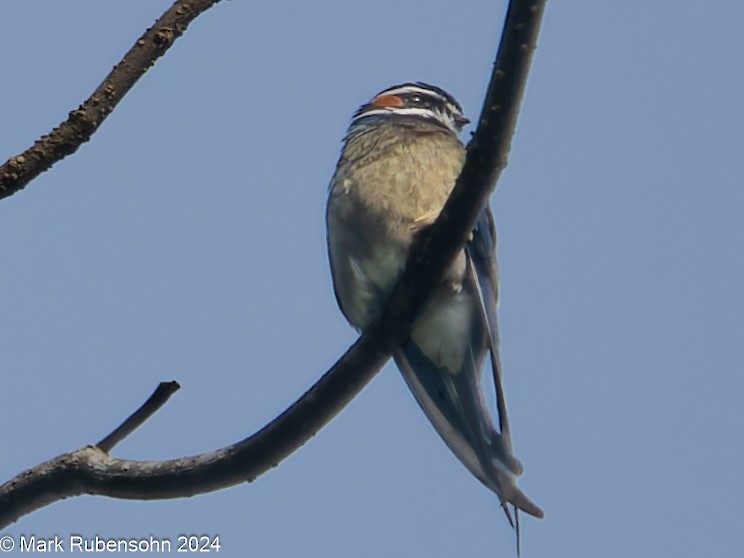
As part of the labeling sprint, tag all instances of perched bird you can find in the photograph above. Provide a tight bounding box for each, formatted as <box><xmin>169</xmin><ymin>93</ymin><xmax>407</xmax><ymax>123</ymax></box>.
<box><xmin>326</xmin><ymin>83</ymin><xmax>542</xmax><ymax>523</ymax></box>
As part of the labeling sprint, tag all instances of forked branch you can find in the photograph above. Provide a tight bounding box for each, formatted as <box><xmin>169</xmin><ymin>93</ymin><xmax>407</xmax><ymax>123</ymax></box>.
<box><xmin>0</xmin><ymin>0</ymin><xmax>547</xmax><ymax>529</ymax></box>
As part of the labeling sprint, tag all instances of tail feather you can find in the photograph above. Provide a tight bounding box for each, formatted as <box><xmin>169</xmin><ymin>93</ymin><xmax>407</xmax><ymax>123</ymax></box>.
<box><xmin>395</xmin><ymin>339</ymin><xmax>542</xmax><ymax>518</ymax></box>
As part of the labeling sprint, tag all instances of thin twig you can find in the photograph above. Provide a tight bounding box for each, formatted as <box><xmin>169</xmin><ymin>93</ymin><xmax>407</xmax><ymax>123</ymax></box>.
<box><xmin>97</xmin><ymin>382</ymin><xmax>181</xmax><ymax>453</ymax></box>
<box><xmin>0</xmin><ymin>0</ymin><xmax>222</xmax><ymax>201</ymax></box>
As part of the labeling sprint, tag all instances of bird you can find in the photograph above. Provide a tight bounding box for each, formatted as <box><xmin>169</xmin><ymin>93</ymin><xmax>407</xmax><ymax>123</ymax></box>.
<box><xmin>326</xmin><ymin>82</ymin><xmax>542</xmax><ymax>525</ymax></box>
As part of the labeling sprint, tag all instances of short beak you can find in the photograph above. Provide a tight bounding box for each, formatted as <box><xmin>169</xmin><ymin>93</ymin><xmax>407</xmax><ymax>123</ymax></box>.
<box><xmin>455</xmin><ymin>115</ymin><xmax>470</xmax><ymax>129</ymax></box>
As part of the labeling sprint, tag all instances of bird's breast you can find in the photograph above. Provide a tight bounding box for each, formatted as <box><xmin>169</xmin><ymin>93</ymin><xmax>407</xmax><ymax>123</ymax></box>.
<box><xmin>327</xmin><ymin>125</ymin><xmax>466</xmax><ymax>329</ymax></box>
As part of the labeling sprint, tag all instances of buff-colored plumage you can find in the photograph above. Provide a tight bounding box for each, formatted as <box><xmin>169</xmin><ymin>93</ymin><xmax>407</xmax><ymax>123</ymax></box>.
<box><xmin>328</xmin><ymin>120</ymin><xmax>466</xmax><ymax>328</ymax></box>
<box><xmin>326</xmin><ymin>84</ymin><xmax>541</xmax><ymax>524</ymax></box>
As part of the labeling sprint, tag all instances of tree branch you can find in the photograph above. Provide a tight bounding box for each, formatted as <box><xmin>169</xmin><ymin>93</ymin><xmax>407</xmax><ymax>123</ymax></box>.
<box><xmin>0</xmin><ymin>0</ymin><xmax>547</xmax><ymax>529</ymax></box>
<box><xmin>385</xmin><ymin>0</ymin><xmax>547</xmax><ymax>325</ymax></box>
<box><xmin>0</xmin><ymin>0</ymin><xmax>222</xmax><ymax>201</ymax></box>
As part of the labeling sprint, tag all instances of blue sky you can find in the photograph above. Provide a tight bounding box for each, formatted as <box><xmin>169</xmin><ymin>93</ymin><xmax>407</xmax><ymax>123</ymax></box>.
<box><xmin>1</xmin><ymin>2</ymin><xmax>742</xmax><ymax>556</ymax></box>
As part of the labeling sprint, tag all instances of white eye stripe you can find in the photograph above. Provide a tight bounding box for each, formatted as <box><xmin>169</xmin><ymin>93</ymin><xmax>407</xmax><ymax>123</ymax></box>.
<box><xmin>352</xmin><ymin>106</ymin><xmax>460</xmax><ymax>133</ymax></box>
<box><xmin>445</xmin><ymin>101</ymin><xmax>462</xmax><ymax>115</ymax></box>
<box><xmin>378</xmin><ymin>85</ymin><xmax>448</xmax><ymax>102</ymax></box>
<box><xmin>356</xmin><ymin>107</ymin><xmax>437</xmax><ymax>119</ymax></box>
<box><xmin>372</xmin><ymin>88</ymin><xmax>464</xmax><ymax>118</ymax></box>
<box><xmin>367</xmin><ymin>83</ymin><xmax>465</xmax><ymax>117</ymax></box>
<box><xmin>353</xmin><ymin>83</ymin><xmax>467</xmax><ymax>134</ymax></box>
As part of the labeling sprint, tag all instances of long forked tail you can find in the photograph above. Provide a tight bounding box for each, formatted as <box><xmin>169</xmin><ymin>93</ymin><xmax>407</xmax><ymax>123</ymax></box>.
<box><xmin>394</xmin><ymin>340</ymin><xmax>542</xmax><ymax>519</ymax></box>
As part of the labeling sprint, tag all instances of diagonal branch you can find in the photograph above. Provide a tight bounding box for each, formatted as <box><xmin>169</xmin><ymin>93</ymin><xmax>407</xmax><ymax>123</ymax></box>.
<box><xmin>0</xmin><ymin>0</ymin><xmax>547</xmax><ymax>529</ymax></box>
<box><xmin>0</xmin><ymin>0</ymin><xmax>222</xmax><ymax>201</ymax></box>
<box><xmin>384</xmin><ymin>0</ymin><xmax>547</xmax><ymax>326</ymax></box>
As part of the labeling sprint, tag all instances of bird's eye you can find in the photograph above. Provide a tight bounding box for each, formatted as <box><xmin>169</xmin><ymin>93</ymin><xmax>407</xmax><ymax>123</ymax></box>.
<box><xmin>409</xmin><ymin>95</ymin><xmax>423</xmax><ymax>104</ymax></box>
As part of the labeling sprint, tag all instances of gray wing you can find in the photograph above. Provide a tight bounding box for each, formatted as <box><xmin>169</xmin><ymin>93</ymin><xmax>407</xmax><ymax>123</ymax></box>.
<box><xmin>394</xmin><ymin>207</ymin><xmax>543</xmax><ymax>519</ymax></box>
<box><xmin>469</xmin><ymin>208</ymin><xmax>510</xmax><ymax>446</ymax></box>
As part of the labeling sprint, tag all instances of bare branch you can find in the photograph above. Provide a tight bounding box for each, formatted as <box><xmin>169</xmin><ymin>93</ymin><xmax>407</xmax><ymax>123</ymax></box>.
<box><xmin>0</xmin><ymin>0</ymin><xmax>222</xmax><ymax>201</ymax></box>
<box><xmin>0</xmin><ymin>0</ymin><xmax>547</xmax><ymax>528</ymax></box>
<box><xmin>0</xmin><ymin>335</ymin><xmax>401</xmax><ymax>527</ymax></box>
<box><xmin>96</xmin><ymin>382</ymin><xmax>181</xmax><ymax>453</ymax></box>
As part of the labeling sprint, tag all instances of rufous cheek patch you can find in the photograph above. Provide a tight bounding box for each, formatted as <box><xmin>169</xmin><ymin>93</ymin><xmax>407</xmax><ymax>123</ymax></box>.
<box><xmin>370</xmin><ymin>94</ymin><xmax>405</xmax><ymax>108</ymax></box>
